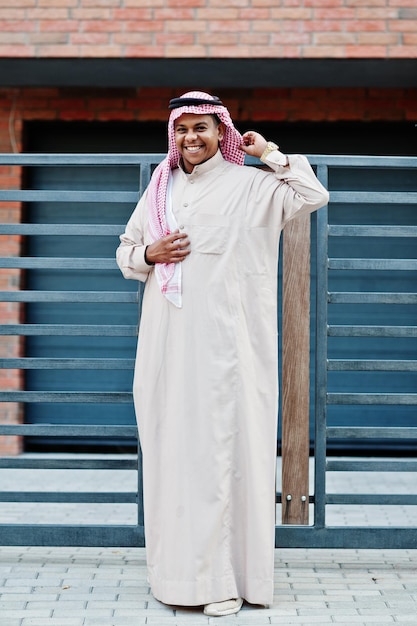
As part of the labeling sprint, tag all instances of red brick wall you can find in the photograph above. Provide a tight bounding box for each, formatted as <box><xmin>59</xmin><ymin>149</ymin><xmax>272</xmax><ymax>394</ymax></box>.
<box><xmin>0</xmin><ymin>92</ymin><xmax>23</xmax><ymax>453</ymax></box>
<box><xmin>0</xmin><ymin>85</ymin><xmax>416</xmax><ymax>455</ymax></box>
<box><xmin>0</xmin><ymin>0</ymin><xmax>416</xmax><ymax>59</ymax></box>
<box><xmin>1</xmin><ymin>86</ymin><xmax>417</xmax><ymax>125</ymax></box>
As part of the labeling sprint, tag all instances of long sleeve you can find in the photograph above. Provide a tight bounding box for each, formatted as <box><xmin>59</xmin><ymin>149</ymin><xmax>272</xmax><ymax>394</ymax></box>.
<box><xmin>116</xmin><ymin>189</ymin><xmax>153</xmax><ymax>283</ymax></box>
<box><xmin>261</xmin><ymin>149</ymin><xmax>329</xmax><ymax>225</ymax></box>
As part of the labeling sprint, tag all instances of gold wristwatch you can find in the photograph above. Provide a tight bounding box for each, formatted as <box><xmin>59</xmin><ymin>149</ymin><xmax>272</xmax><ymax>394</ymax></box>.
<box><xmin>260</xmin><ymin>141</ymin><xmax>279</xmax><ymax>161</ymax></box>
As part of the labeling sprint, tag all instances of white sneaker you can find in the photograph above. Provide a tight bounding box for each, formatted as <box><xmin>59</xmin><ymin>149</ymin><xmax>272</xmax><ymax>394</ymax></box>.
<box><xmin>204</xmin><ymin>597</ymin><xmax>243</xmax><ymax>616</ymax></box>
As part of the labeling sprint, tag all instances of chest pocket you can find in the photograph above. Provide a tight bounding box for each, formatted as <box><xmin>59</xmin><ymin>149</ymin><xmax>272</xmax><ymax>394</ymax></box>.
<box><xmin>189</xmin><ymin>214</ymin><xmax>230</xmax><ymax>255</ymax></box>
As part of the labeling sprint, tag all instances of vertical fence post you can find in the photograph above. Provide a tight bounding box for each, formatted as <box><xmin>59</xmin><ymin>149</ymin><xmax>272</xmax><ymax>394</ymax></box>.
<box><xmin>281</xmin><ymin>213</ymin><xmax>311</xmax><ymax>525</ymax></box>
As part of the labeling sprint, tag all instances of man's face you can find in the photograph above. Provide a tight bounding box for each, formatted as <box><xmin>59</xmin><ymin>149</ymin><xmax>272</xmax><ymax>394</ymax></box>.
<box><xmin>174</xmin><ymin>113</ymin><xmax>224</xmax><ymax>173</ymax></box>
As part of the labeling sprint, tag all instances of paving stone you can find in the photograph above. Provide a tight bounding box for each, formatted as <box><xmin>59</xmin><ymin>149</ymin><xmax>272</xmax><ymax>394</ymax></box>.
<box><xmin>0</xmin><ymin>457</ymin><xmax>416</xmax><ymax>626</ymax></box>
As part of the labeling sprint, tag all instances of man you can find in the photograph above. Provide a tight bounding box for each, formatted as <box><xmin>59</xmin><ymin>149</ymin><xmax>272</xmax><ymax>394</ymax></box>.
<box><xmin>116</xmin><ymin>91</ymin><xmax>329</xmax><ymax>617</ymax></box>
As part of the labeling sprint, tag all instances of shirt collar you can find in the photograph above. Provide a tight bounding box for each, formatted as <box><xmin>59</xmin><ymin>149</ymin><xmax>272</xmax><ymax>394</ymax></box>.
<box><xmin>177</xmin><ymin>149</ymin><xmax>225</xmax><ymax>178</ymax></box>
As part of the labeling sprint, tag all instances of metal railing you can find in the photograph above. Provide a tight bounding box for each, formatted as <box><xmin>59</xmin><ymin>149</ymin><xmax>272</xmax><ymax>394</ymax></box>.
<box><xmin>0</xmin><ymin>153</ymin><xmax>416</xmax><ymax>548</ymax></box>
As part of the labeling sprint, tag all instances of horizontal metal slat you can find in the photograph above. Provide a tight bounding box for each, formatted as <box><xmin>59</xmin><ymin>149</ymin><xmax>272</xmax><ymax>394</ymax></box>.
<box><xmin>274</xmin><ymin>526</ymin><xmax>417</xmax><ymax>550</ymax></box>
<box><xmin>0</xmin><ymin>153</ymin><xmax>163</xmax><ymax>166</ymax></box>
<box><xmin>0</xmin><ymin>223</ymin><xmax>125</xmax><ymax>235</ymax></box>
<box><xmin>0</xmin><ymin>425</ymin><xmax>137</xmax><ymax>437</ymax></box>
<box><xmin>0</xmin><ymin>324</ymin><xmax>137</xmax><ymax>336</ymax></box>
<box><xmin>326</xmin><ymin>494</ymin><xmax>417</xmax><ymax>505</ymax></box>
<box><xmin>0</xmin><ymin>524</ymin><xmax>145</xmax><ymax>547</ymax></box>
<box><xmin>0</xmin><ymin>357</ymin><xmax>135</xmax><ymax>369</ymax></box>
<box><xmin>0</xmin><ymin>391</ymin><xmax>133</xmax><ymax>403</ymax></box>
<box><xmin>0</xmin><ymin>492</ymin><xmax>137</xmax><ymax>503</ymax></box>
<box><xmin>0</xmin><ymin>257</ymin><xmax>117</xmax><ymax>269</ymax></box>
<box><xmin>327</xmin><ymin>359</ymin><xmax>417</xmax><ymax>371</ymax></box>
<box><xmin>327</xmin><ymin>459</ymin><xmax>417</xmax><ymax>472</ymax></box>
<box><xmin>0</xmin><ymin>291</ymin><xmax>138</xmax><ymax>303</ymax></box>
<box><xmin>328</xmin><ymin>325</ymin><xmax>417</xmax><ymax>337</ymax></box>
<box><xmin>0</xmin><ymin>459</ymin><xmax>136</xmax><ymax>470</ymax></box>
<box><xmin>327</xmin><ymin>393</ymin><xmax>417</xmax><ymax>405</ymax></box>
<box><xmin>329</xmin><ymin>258</ymin><xmax>417</xmax><ymax>271</ymax></box>
<box><xmin>329</xmin><ymin>225</ymin><xmax>417</xmax><ymax>237</ymax></box>
<box><xmin>330</xmin><ymin>191</ymin><xmax>417</xmax><ymax>204</ymax></box>
<box><xmin>327</xmin><ymin>427</ymin><xmax>417</xmax><ymax>439</ymax></box>
<box><xmin>0</xmin><ymin>190</ymin><xmax>138</xmax><ymax>203</ymax></box>
<box><xmin>328</xmin><ymin>292</ymin><xmax>417</xmax><ymax>304</ymax></box>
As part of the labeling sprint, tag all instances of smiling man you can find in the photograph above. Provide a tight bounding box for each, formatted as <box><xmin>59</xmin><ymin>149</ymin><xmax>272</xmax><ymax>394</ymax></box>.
<box><xmin>116</xmin><ymin>91</ymin><xmax>329</xmax><ymax>617</ymax></box>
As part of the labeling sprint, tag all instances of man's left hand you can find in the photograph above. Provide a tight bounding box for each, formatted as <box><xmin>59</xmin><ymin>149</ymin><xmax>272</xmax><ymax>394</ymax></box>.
<box><xmin>240</xmin><ymin>131</ymin><xmax>268</xmax><ymax>158</ymax></box>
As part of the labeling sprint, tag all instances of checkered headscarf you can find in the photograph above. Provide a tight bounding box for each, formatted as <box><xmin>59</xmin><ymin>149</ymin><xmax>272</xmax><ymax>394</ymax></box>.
<box><xmin>147</xmin><ymin>91</ymin><xmax>244</xmax><ymax>307</ymax></box>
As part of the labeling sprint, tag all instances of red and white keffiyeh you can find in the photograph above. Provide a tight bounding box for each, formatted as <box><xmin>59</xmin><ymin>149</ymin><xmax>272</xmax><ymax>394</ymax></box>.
<box><xmin>147</xmin><ymin>91</ymin><xmax>245</xmax><ymax>307</ymax></box>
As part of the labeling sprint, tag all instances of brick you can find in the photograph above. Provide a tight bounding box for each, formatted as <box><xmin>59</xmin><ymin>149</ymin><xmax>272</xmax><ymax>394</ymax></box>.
<box><xmin>0</xmin><ymin>0</ymin><xmax>35</xmax><ymax>5</ymax></box>
<box><xmin>37</xmin><ymin>45</ymin><xmax>80</xmax><ymax>56</ymax></box>
<box><xmin>112</xmin><ymin>33</ymin><xmax>154</xmax><ymax>45</ymax></box>
<box><xmin>70</xmin><ymin>33</ymin><xmax>110</xmax><ymax>44</ymax></box>
<box><xmin>252</xmin><ymin>20</ymin><xmax>283</xmax><ymax>33</ymax></box>
<box><xmin>357</xmin><ymin>8</ymin><xmax>398</xmax><ymax>19</ymax></box>
<box><xmin>270</xmin><ymin>7</ymin><xmax>313</xmax><ymax>19</ymax></box>
<box><xmin>313</xmin><ymin>8</ymin><xmax>356</xmax><ymax>19</ymax></box>
<box><xmin>80</xmin><ymin>20</ymin><xmax>123</xmax><ymax>32</ymax></box>
<box><xmin>404</xmin><ymin>33</ymin><xmax>417</xmax><ymax>44</ymax></box>
<box><xmin>0</xmin><ymin>45</ymin><xmax>34</xmax><ymax>56</ymax></box>
<box><xmin>153</xmin><ymin>9</ymin><xmax>194</xmax><ymax>19</ymax></box>
<box><xmin>198</xmin><ymin>33</ymin><xmax>240</xmax><ymax>45</ymax></box>
<box><xmin>39</xmin><ymin>20</ymin><xmax>80</xmax><ymax>32</ymax></box>
<box><xmin>79</xmin><ymin>45</ymin><xmax>123</xmax><ymax>57</ymax></box>
<box><xmin>156</xmin><ymin>33</ymin><xmax>195</xmax><ymax>44</ymax></box>
<box><xmin>124</xmin><ymin>20</ymin><xmax>164</xmax><ymax>31</ymax></box>
<box><xmin>345</xmin><ymin>0</ymin><xmax>386</xmax><ymax>6</ymax></box>
<box><xmin>272</xmin><ymin>33</ymin><xmax>311</xmax><ymax>45</ymax></box>
<box><xmin>0</xmin><ymin>33</ymin><xmax>28</xmax><ymax>44</ymax></box>
<box><xmin>388</xmin><ymin>45</ymin><xmax>417</xmax><ymax>57</ymax></box>
<box><xmin>304</xmin><ymin>0</ymin><xmax>344</xmax><ymax>5</ymax></box>
<box><xmin>71</xmin><ymin>8</ymin><xmax>112</xmax><ymax>19</ymax></box>
<box><xmin>239</xmin><ymin>8</ymin><xmax>270</xmax><ymax>18</ymax></box>
<box><xmin>123</xmin><ymin>0</ymin><xmax>164</xmax><ymax>5</ymax></box>
<box><xmin>165</xmin><ymin>0</ymin><xmax>206</xmax><ymax>5</ymax></box>
<box><xmin>82</xmin><ymin>0</ymin><xmax>121</xmax><ymax>5</ymax></box>
<box><xmin>29</xmin><ymin>33</ymin><xmax>68</xmax><ymax>44</ymax></box>
<box><xmin>112</xmin><ymin>8</ymin><xmax>156</xmax><ymax>19</ymax></box>
<box><xmin>301</xmin><ymin>20</ymin><xmax>344</xmax><ymax>32</ymax></box>
<box><xmin>205</xmin><ymin>0</ymin><xmax>248</xmax><ymax>6</ymax></box>
<box><xmin>209</xmin><ymin>45</ymin><xmax>252</xmax><ymax>56</ymax></box>
<box><xmin>239</xmin><ymin>32</ymin><xmax>270</xmax><ymax>45</ymax></box>
<box><xmin>345</xmin><ymin>20</ymin><xmax>389</xmax><ymax>31</ymax></box>
<box><xmin>357</xmin><ymin>33</ymin><xmax>399</xmax><ymax>44</ymax></box>
<box><xmin>208</xmin><ymin>19</ymin><xmax>251</xmax><ymax>31</ymax></box>
<box><xmin>0</xmin><ymin>9</ymin><xmax>26</xmax><ymax>19</ymax></box>
<box><xmin>164</xmin><ymin>44</ymin><xmax>206</xmax><ymax>56</ymax></box>
<box><xmin>390</xmin><ymin>19</ymin><xmax>417</xmax><ymax>31</ymax></box>
<box><xmin>197</xmin><ymin>8</ymin><xmax>239</xmax><ymax>19</ymax></box>
<box><xmin>345</xmin><ymin>45</ymin><xmax>387</xmax><ymax>56</ymax></box>
<box><xmin>0</xmin><ymin>20</ymin><xmax>36</xmax><ymax>31</ymax></box>
<box><xmin>302</xmin><ymin>45</ymin><xmax>347</xmax><ymax>57</ymax></box>
<box><xmin>165</xmin><ymin>20</ymin><xmax>206</xmax><ymax>32</ymax></box>
<box><xmin>37</xmin><ymin>0</ymin><xmax>78</xmax><ymax>5</ymax></box>
<box><xmin>315</xmin><ymin>32</ymin><xmax>357</xmax><ymax>44</ymax></box>
<box><xmin>249</xmin><ymin>45</ymin><xmax>289</xmax><ymax>58</ymax></box>
<box><xmin>124</xmin><ymin>45</ymin><xmax>164</xmax><ymax>56</ymax></box>
<box><xmin>27</xmin><ymin>8</ymin><xmax>69</xmax><ymax>19</ymax></box>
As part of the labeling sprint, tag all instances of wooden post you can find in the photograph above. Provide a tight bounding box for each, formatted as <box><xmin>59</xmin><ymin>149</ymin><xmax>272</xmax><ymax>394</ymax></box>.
<box><xmin>281</xmin><ymin>213</ymin><xmax>311</xmax><ymax>525</ymax></box>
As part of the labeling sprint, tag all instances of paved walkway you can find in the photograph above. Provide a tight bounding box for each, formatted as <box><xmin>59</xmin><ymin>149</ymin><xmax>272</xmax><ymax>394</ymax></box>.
<box><xmin>0</xmin><ymin>456</ymin><xmax>416</xmax><ymax>625</ymax></box>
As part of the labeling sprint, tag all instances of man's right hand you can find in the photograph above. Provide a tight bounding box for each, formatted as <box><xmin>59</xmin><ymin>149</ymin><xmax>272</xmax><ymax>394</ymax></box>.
<box><xmin>145</xmin><ymin>230</ymin><xmax>191</xmax><ymax>264</ymax></box>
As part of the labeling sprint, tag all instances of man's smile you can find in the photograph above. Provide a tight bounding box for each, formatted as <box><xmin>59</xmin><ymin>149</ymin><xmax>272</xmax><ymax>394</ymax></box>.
<box><xmin>184</xmin><ymin>145</ymin><xmax>203</xmax><ymax>152</ymax></box>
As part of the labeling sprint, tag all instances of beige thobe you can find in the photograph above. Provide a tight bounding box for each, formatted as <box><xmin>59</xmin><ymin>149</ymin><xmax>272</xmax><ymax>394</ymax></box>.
<box><xmin>116</xmin><ymin>148</ymin><xmax>329</xmax><ymax>607</ymax></box>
